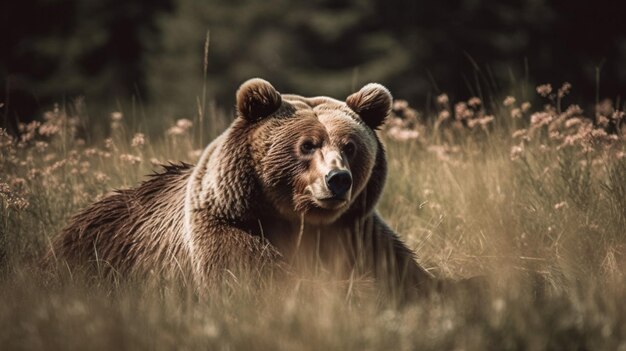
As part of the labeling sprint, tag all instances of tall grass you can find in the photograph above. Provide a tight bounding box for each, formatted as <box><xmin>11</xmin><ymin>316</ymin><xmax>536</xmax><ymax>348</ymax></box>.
<box><xmin>1</xmin><ymin>83</ymin><xmax>625</xmax><ymax>350</ymax></box>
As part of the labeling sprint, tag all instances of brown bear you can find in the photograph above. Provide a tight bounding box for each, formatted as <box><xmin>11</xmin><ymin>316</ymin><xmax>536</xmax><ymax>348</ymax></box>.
<box><xmin>49</xmin><ymin>78</ymin><xmax>437</xmax><ymax>300</ymax></box>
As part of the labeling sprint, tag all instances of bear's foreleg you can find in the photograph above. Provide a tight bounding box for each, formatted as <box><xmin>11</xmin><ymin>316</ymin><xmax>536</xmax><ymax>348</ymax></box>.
<box><xmin>361</xmin><ymin>213</ymin><xmax>437</xmax><ymax>301</ymax></box>
<box><xmin>189</xmin><ymin>225</ymin><xmax>287</xmax><ymax>291</ymax></box>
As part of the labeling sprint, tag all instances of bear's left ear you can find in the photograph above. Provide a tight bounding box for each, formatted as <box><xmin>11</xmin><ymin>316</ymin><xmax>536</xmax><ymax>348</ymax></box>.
<box><xmin>346</xmin><ymin>83</ymin><xmax>392</xmax><ymax>129</ymax></box>
<box><xmin>236</xmin><ymin>78</ymin><xmax>282</xmax><ymax>122</ymax></box>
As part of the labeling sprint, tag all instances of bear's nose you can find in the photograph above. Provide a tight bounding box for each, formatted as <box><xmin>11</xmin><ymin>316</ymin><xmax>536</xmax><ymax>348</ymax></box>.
<box><xmin>325</xmin><ymin>170</ymin><xmax>352</xmax><ymax>198</ymax></box>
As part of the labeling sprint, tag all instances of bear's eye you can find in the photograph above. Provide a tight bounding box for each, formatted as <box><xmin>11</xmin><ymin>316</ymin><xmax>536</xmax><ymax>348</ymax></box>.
<box><xmin>343</xmin><ymin>141</ymin><xmax>357</xmax><ymax>158</ymax></box>
<box><xmin>300</xmin><ymin>140</ymin><xmax>317</xmax><ymax>155</ymax></box>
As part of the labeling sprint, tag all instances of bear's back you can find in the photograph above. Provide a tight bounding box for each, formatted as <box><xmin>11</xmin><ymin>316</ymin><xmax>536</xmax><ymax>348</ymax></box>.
<box><xmin>50</xmin><ymin>163</ymin><xmax>194</xmax><ymax>281</ymax></box>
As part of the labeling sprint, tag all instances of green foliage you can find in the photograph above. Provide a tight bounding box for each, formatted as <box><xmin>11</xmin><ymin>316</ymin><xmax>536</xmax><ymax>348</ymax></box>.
<box><xmin>5</xmin><ymin>0</ymin><xmax>626</xmax><ymax>123</ymax></box>
<box><xmin>2</xmin><ymin>0</ymin><xmax>170</xmax><ymax>121</ymax></box>
<box><xmin>147</xmin><ymin>0</ymin><xmax>410</xmax><ymax>117</ymax></box>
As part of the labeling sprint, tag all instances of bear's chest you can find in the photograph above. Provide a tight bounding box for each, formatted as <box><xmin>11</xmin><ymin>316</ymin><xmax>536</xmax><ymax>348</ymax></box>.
<box><xmin>257</xmin><ymin>219</ymin><xmax>357</xmax><ymax>276</ymax></box>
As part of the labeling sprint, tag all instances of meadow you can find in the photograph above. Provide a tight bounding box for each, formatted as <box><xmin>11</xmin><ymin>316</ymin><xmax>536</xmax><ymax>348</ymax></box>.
<box><xmin>1</xmin><ymin>82</ymin><xmax>625</xmax><ymax>350</ymax></box>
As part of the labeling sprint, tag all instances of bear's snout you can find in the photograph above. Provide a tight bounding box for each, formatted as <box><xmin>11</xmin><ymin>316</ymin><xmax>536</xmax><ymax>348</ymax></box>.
<box><xmin>325</xmin><ymin>169</ymin><xmax>352</xmax><ymax>199</ymax></box>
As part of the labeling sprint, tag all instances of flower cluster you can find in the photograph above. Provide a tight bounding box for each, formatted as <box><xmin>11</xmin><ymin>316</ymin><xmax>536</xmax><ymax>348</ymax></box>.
<box><xmin>509</xmin><ymin>83</ymin><xmax>625</xmax><ymax>161</ymax></box>
<box><xmin>0</xmin><ymin>179</ymin><xmax>29</xmax><ymax>210</ymax></box>
<box><xmin>385</xmin><ymin>100</ymin><xmax>423</xmax><ymax>141</ymax></box>
<box><xmin>379</xmin><ymin>82</ymin><xmax>625</xmax><ymax>165</ymax></box>
<box><xmin>167</xmin><ymin>118</ymin><xmax>193</xmax><ymax>136</ymax></box>
<box><xmin>0</xmin><ymin>108</ymin><xmax>135</xmax><ymax>213</ymax></box>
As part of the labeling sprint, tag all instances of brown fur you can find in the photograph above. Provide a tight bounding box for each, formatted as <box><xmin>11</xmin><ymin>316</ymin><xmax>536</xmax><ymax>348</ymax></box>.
<box><xmin>50</xmin><ymin>79</ymin><xmax>436</xmax><ymax>300</ymax></box>
<box><xmin>50</xmin><ymin>163</ymin><xmax>194</xmax><ymax>281</ymax></box>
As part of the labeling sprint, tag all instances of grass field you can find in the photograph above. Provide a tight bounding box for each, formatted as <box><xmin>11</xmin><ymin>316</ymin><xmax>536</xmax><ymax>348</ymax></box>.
<box><xmin>1</xmin><ymin>83</ymin><xmax>625</xmax><ymax>350</ymax></box>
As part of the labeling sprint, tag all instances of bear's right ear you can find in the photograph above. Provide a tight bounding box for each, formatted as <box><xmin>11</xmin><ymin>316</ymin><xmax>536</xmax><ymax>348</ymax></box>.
<box><xmin>236</xmin><ymin>78</ymin><xmax>282</xmax><ymax>122</ymax></box>
<box><xmin>346</xmin><ymin>83</ymin><xmax>392</xmax><ymax>129</ymax></box>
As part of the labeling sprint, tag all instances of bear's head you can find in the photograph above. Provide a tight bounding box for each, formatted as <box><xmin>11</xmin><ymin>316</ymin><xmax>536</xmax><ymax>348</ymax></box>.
<box><xmin>236</xmin><ymin>78</ymin><xmax>391</xmax><ymax>225</ymax></box>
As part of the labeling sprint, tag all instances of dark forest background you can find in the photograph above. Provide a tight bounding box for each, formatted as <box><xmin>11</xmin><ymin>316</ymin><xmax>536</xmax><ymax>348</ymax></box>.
<box><xmin>2</xmin><ymin>0</ymin><xmax>625</xmax><ymax>127</ymax></box>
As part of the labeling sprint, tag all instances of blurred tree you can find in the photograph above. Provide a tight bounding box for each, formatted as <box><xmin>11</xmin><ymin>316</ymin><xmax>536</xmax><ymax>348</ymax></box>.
<box><xmin>149</xmin><ymin>0</ymin><xmax>626</xmax><ymax>118</ymax></box>
<box><xmin>2</xmin><ymin>0</ymin><xmax>625</xmax><ymax>124</ymax></box>
<box><xmin>1</xmin><ymin>0</ymin><xmax>171</xmax><ymax>127</ymax></box>
<box><xmin>148</xmin><ymin>0</ymin><xmax>414</xmax><ymax>118</ymax></box>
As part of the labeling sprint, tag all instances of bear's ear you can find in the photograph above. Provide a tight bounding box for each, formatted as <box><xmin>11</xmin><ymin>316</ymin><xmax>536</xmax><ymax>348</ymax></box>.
<box><xmin>236</xmin><ymin>78</ymin><xmax>282</xmax><ymax>122</ymax></box>
<box><xmin>345</xmin><ymin>83</ymin><xmax>392</xmax><ymax>129</ymax></box>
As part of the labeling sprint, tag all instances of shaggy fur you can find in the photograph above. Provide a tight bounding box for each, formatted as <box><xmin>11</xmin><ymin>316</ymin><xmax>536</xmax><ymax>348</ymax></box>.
<box><xmin>50</xmin><ymin>163</ymin><xmax>194</xmax><ymax>281</ymax></box>
<box><xmin>50</xmin><ymin>78</ymin><xmax>436</xmax><ymax>299</ymax></box>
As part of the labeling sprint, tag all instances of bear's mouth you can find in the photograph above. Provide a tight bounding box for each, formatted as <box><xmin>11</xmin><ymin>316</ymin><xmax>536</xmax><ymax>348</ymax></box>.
<box><xmin>313</xmin><ymin>196</ymin><xmax>349</xmax><ymax>210</ymax></box>
<box><xmin>301</xmin><ymin>184</ymin><xmax>351</xmax><ymax>213</ymax></box>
